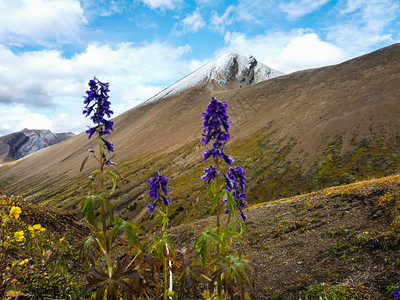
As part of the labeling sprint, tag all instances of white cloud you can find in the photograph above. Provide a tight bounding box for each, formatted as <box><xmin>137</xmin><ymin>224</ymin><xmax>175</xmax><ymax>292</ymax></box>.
<box><xmin>328</xmin><ymin>0</ymin><xmax>400</xmax><ymax>55</ymax></box>
<box><xmin>181</xmin><ymin>10</ymin><xmax>206</xmax><ymax>33</ymax></box>
<box><xmin>0</xmin><ymin>105</ymin><xmax>53</xmax><ymax>135</ymax></box>
<box><xmin>211</xmin><ymin>5</ymin><xmax>235</xmax><ymax>33</ymax></box>
<box><xmin>138</xmin><ymin>0</ymin><xmax>181</xmax><ymax>10</ymax></box>
<box><xmin>280</xmin><ymin>33</ymin><xmax>345</xmax><ymax>69</ymax></box>
<box><xmin>280</xmin><ymin>0</ymin><xmax>330</xmax><ymax>18</ymax></box>
<box><xmin>0</xmin><ymin>41</ymin><xmax>194</xmax><ymax>135</ymax></box>
<box><xmin>0</xmin><ymin>0</ymin><xmax>86</xmax><ymax>45</ymax></box>
<box><xmin>222</xmin><ymin>30</ymin><xmax>346</xmax><ymax>73</ymax></box>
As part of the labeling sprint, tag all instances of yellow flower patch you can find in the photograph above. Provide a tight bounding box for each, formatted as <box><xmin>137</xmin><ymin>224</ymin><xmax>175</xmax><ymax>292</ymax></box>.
<box><xmin>9</xmin><ymin>206</ymin><xmax>21</xmax><ymax>219</ymax></box>
<box><xmin>19</xmin><ymin>258</ymin><xmax>29</xmax><ymax>266</ymax></box>
<box><xmin>28</xmin><ymin>224</ymin><xmax>46</xmax><ymax>237</ymax></box>
<box><xmin>14</xmin><ymin>230</ymin><xmax>24</xmax><ymax>242</ymax></box>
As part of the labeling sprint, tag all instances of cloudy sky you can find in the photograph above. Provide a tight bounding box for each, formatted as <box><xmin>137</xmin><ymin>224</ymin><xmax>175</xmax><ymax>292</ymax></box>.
<box><xmin>0</xmin><ymin>0</ymin><xmax>399</xmax><ymax>135</ymax></box>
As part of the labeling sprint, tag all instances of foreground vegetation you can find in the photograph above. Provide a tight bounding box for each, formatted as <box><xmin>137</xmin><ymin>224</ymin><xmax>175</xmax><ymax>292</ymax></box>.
<box><xmin>2</xmin><ymin>172</ymin><xmax>400</xmax><ymax>298</ymax></box>
<box><xmin>0</xmin><ymin>194</ymin><xmax>88</xmax><ymax>298</ymax></box>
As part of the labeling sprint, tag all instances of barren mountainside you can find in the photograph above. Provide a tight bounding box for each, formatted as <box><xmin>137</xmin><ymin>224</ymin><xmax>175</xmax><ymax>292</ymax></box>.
<box><xmin>0</xmin><ymin>129</ymin><xmax>74</xmax><ymax>162</ymax></box>
<box><xmin>0</xmin><ymin>44</ymin><xmax>400</xmax><ymax>229</ymax></box>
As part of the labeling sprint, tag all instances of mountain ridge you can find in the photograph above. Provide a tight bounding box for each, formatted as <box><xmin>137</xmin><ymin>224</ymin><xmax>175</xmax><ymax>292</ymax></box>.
<box><xmin>145</xmin><ymin>50</ymin><xmax>283</xmax><ymax>103</ymax></box>
<box><xmin>0</xmin><ymin>129</ymin><xmax>74</xmax><ymax>162</ymax></box>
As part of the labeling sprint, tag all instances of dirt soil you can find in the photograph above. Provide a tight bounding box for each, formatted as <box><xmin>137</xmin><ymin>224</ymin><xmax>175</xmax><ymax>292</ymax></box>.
<box><xmin>170</xmin><ymin>175</ymin><xmax>400</xmax><ymax>299</ymax></box>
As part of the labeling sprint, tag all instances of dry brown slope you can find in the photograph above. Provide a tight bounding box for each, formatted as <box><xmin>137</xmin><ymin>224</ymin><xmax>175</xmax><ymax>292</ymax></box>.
<box><xmin>170</xmin><ymin>174</ymin><xmax>400</xmax><ymax>299</ymax></box>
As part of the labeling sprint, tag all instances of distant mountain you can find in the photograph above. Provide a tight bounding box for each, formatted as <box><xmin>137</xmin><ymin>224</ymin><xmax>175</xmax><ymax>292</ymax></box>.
<box><xmin>1</xmin><ymin>45</ymin><xmax>400</xmax><ymax>228</ymax></box>
<box><xmin>0</xmin><ymin>129</ymin><xmax>74</xmax><ymax>162</ymax></box>
<box><xmin>147</xmin><ymin>50</ymin><xmax>283</xmax><ymax>103</ymax></box>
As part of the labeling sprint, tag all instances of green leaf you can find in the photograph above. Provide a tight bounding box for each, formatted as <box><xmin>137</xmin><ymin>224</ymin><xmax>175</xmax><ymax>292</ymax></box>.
<box><xmin>81</xmin><ymin>195</ymin><xmax>98</xmax><ymax>229</ymax></box>
<box><xmin>211</xmin><ymin>190</ymin><xmax>226</xmax><ymax>213</ymax></box>
<box><xmin>205</xmin><ymin>181</ymin><xmax>215</xmax><ymax>199</ymax></box>
<box><xmin>226</xmin><ymin>190</ymin><xmax>235</xmax><ymax>225</ymax></box>
<box><xmin>91</xmin><ymin>170</ymin><xmax>100</xmax><ymax>179</ymax></box>
<box><xmin>155</xmin><ymin>207</ymin><xmax>169</xmax><ymax>230</ymax></box>
<box><xmin>231</xmin><ymin>219</ymin><xmax>249</xmax><ymax>235</ymax></box>
<box><xmin>93</xmin><ymin>192</ymin><xmax>114</xmax><ymax>223</ymax></box>
<box><xmin>194</xmin><ymin>227</ymin><xmax>220</xmax><ymax>265</ymax></box>
<box><xmin>98</xmin><ymin>137</ymin><xmax>104</xmax><ymax>149</ymax></box>
<box><xmin>105</xmin><ymin>170</ymin><xmax>117</xmax><ymax>194</ymax></box>
<box><xmin>112</xmin><ymin>218</ymin><xmax>142</xmax><ymax>249</ymax></box>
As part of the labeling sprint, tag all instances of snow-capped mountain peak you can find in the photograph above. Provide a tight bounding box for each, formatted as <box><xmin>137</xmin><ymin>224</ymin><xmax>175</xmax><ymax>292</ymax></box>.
<box><xmin>146</xmin><ymin>51</ymin><xmax>283</xmax><ymax>103</ymax></box>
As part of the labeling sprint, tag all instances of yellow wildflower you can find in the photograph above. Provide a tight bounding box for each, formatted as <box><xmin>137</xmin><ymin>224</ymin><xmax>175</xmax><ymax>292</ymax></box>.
<box><xmin>9</xmin><ymin>206</ymin><xmax>21</xmax><ymax>219</ymax></box>
<box><xmin>19</xmin><ymin>259</ymin><xmax>29</xmax><ymax>266</ymax></box>
<box><xmin>59</xmin><ymin>237</ymin><xmax>65</xmax><ymax>242</ymax></box>
<box><xmin>28</xmin><ymin>224</ymin><xmax>45</xmax><ymax>237</ymax></box>
<box><xmin>14</xmin><ymin>230</ymin><xmax>24</xmax><ymax>242</ymax></box>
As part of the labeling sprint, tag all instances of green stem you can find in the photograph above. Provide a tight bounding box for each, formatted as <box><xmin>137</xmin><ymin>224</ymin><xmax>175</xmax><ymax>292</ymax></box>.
<box><xmin>96</xmin><ymin>107</ymin><xmax>113</xmax><ymax>278</ymax></box>
<box><xmin>160</xmin><ymin>223</ymin><xmax>168</xmax><ymax>300</ymax></box>
<box><xmin>215</xmin><ymin>158</ymin><xmax>222</xmax><ymax>300</ymax></box>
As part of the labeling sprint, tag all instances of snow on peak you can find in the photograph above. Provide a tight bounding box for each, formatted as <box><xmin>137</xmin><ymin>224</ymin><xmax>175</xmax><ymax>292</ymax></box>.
<box><xmin>145</xmin><ymin>51</ymin><xmax>283</xmax><ymax>103</ymax></box>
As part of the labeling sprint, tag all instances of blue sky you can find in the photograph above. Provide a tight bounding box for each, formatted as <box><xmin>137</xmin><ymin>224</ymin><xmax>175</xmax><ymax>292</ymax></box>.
<box><xmin>0</xmin><ymin>0</ymin><xmax>399</xmax><ymax>135</ymax></box>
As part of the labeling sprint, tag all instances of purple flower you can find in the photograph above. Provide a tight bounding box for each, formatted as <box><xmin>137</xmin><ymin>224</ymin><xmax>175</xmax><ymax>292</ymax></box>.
<box><xmin>83</xmin><ymin>77</ymin><xmax>114</xmax><ymax>139</ymax></box>
<box><xmin>223</xmin><ymin>166</ymin><xmax>248</xmax><ymax>221</ymax></box>
<box><xmin>147</xmin><ymin>171</ymin><xmax>170</xmax><ymax>212</ymax></box>
<box><xmin>223</xmin><ymin>173</ymin><xmax>237</xmax><ymax>192</ymax></box>
<box><xmin>240</xmin><ymin>209</ymin><xmax>247</xmax><ymax>222</ymax></box>
<box><xmin>202</xmin><ymin>166</ymin><xmax>219</xmax><ymax>184</ymax></box>
<box><xmin>201</xmin><ymin>97</ymin><xmax>232</xmax><ymax>166</ymax></box>
<box><xmin>147</xmin><ymin>201</ymin><xmax>157</xmax><ymax>213</ymax></box>
<box><xmin>201</xmin><ymin>97</ymin><xmax>230</xmax><ymax>146</ymax></box>
<box><xmin>163</xmin><ymin>196</ymin><xmax>171</xmax><ymax>207</ymax></box>
<box><xmin>203</xmin><ymin>143</ymin><xmax>233</xmax><ymax>165</ymax></box>
<box><xmin>227</xmin><ymin>166</ymin><xmax>247</xmax><ymax>191</ymax></box>
<box><xmin>394</xmin><ymin>285</ymin><xmax>400</xmax><ymax>300</ymax></box>
<box><xmin>101</xmin><ymin>138</ymin><xmax>114</xmax><ymax>153</ymax></box>
<box><xmin>105</xmin><ymin>159</ymin><xmax>116</xmax><ymax>166</ymax></box>
<box><xmin>85</xmin><ymin>126</ymin><xmax>97</xmax><ymax>139</ymax></box>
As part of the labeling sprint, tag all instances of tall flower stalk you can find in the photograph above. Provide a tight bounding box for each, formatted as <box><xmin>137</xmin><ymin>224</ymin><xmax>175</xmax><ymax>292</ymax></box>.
<box><xmin>201</xmin><ymin>97</ymin><xmax>233</xmax><ymax>232</ymax></box>
<box><xmin>147</xmin><ymin>171</ymin><xmax>174</xmax><ymax>300</ymax></box>
<box><xmin>82</xmin><ymin>77</ymin><xmax>115</xmax><ymax>276</ymax></box>
<box><xmin>198</xmin><ymin>96</ymin><xmax>252</xmax><ymax>299</ymax></box>
<box><xmin>80</xmin><ymin>78</ymin><xmax>142</xmax><ymax>299</ymax></box>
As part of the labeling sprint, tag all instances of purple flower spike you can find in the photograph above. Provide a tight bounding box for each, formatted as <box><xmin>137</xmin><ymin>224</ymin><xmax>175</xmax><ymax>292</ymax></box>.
<box><xmin>201</xmin><ymin>97</ymin><xmax>231</xmax><ymax>146</ymax></box>
<box><xmin>201</xmin><ymin>97</ymin><xmax>232</xmax><ymax>166</ymax></box>
<box><xmin>83</xmin><ymin>77</ymin><xmax>115</xmax><ymax>163</ymax></box>
<box><xmin>147</xmin><ymin>171</ymin><xmax>170</xmax><ymax>213</ymax></box>
<box><xmin>83</xmin><ymin>77</ymin><xmax>114</xmax><ymax>139</ymax></box>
